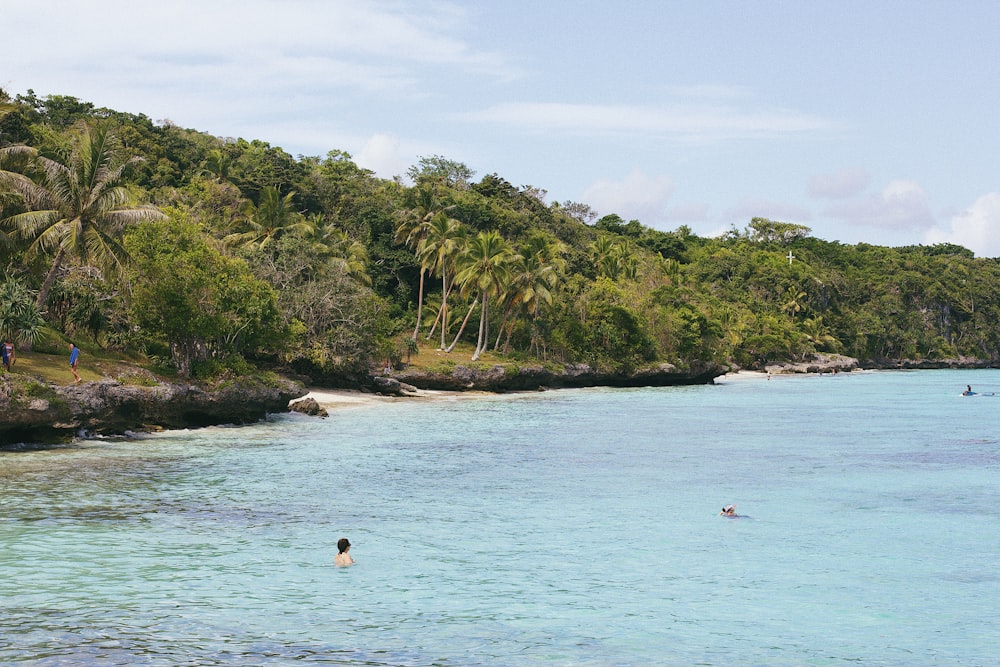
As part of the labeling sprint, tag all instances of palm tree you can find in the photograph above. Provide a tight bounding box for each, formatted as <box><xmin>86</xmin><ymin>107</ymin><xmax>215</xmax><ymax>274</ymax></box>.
<box><xmin>590</xmin><ymin>235</ymin><xmax>618</xmax><ymax>278</ymax></box>
<box><xmin>590</xmin><ymin>235</ymin><xmax>638</xmax><ymax>281</ymax></box>
<box><xmin>0</xmin><ymin>144</ymin><xmax>38</xmax><ymax>252</ymax></box>
<box><xmin>1</xmin><ymin>123</ymin><xmax>164</xmax><ymax>309</ymax></box>
<box><xmin>325</xmin><ymin>227</ymin><xmax>371</xmax><ymax>286</ymax></box>
<box><xmin>225</xmin><ymin>186</ymin><xmax>309</xmax><ymax>251</ymax></box>
<box><xmin>201</xmin><ymin>148</ymin><xmax>233</xmax><ymax>182</ymax></box>
<box><xmin>453</xmin><ymin>230</ymin><xmax>513</xmax><ymax>361</ymax></box>
<box><xmin>617</xmin><ymin>240</ymin><xmax>639</xmax><ymax>280</ymax></box>
<box><xmin>801</xmin><ymin>315</ymin><xmax>838</xmax><ymax>351</ymax></box>
<box><xmin>395</xmin><ymin>183</ymin><xmax>452</xmax><ymax>340</ymax></box>
<box><xmin>782</xmin><ymin>287</ymin><xmax>807</xmax><ymax>318</ymax></box>
<box><xmin>495</xmin><ymin>233</ymin><xmax>565</xmax><ymax>353</ymax></box>
<box><xmin>417</xmin><ymin>213</ymin><xmax>465</xmax><ymax>349</ymax></box>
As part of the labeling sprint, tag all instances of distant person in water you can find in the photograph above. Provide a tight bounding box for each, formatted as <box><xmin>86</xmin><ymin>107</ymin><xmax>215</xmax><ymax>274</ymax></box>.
<box><xmin>68</xmin><ymin>342</ymin><xmax>81</xmax><ymax>383</ymax></box>
<box><xmin>335</xmin><ymin>538</ymin><xmax>354</xmax><ymax>566</ymax></box>
<box><xmin>963</xmin><ymin>385</ymin><xmax>974</xmax><ymax>396</ymax></box>
<box><xmin>719</xmin><ymin>504</ymin><xmax>737</xmax><ymax>517</ymax></box>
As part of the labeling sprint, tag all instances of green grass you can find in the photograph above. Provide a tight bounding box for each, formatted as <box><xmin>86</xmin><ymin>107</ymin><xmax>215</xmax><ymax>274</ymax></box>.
<box><xmin>5</xmin><ymin>345</ymin><xmax>156</xmax><ymax>387</ymax></box>
<box><xmin>398</xmin><ymin>340</ymin><xmax>510</xmax><ymax>372</ymax></box>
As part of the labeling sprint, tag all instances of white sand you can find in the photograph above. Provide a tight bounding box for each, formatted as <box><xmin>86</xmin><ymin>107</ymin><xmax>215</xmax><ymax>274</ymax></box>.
<box><xmin>293</xmin><ymin>387</ymin><xmax>461</xmax><ymax>410</ymax></box>
<box><xmin>715</xmin><ymin>371</ymin><xmax>770</xmax><ymax>383</ymax></box>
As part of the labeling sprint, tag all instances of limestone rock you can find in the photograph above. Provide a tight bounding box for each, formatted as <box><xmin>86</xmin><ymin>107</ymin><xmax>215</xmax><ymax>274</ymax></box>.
<box><xmin>289</xmin><ymin>397</ymin><xmax>329</xmax><ymax>417</ymax></box>
<box><xmin>0</xmin><ymin>375</ymin><xmax>306</xmax><ymax>446</ymax></box>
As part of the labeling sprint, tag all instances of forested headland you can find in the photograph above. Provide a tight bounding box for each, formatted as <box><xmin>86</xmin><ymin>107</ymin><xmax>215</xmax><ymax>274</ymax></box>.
<box><xmin>2</xmin><ymin>89</ymin><xmax>998</xmax><ymax>394</ymax></box>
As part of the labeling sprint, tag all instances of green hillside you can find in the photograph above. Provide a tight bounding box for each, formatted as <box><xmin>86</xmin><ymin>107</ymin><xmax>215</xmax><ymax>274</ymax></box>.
<box><xmin>2</xmin><ymin>89</ymin><xmax>998</xmax><ymax>387</ymax></box>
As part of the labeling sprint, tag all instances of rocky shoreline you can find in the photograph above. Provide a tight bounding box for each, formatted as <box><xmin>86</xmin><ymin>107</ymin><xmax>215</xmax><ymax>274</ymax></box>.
<box><xmin>0</xmin><ymin>374</ymin><xmax>307</xmax><ymax>447</ymax></box>
<box><xmin>763</xmin><ymin>352</ymin><xmax>998</xmax><ymax>375</ymax></box>
<box><xmin>0</xmin><ymin>360</ymin><xmax>725</xmax><ymax>446</ymax></box>
<box><xmin>3</xmin><ymin>353</ymin><xmax>996</xmax><ymax>446</ymax></box>
<box><xmin>389</xmin><ymin>360</ymin><xmax>727</xmax><ymax>393</ymax></box>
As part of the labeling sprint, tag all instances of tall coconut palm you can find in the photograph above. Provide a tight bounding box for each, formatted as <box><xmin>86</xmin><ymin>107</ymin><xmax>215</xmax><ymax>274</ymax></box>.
<box><xmin>395</xmin><ymin>183</ymin><xmax>452</xmax><ymax>340</ymax></box>
<box><xmin>417</xmin><ymin>212</ymin><xmax>465</xmax><ymax>349</ymax></box>
<box><xmin>453</xmin><ymin>230</ymin><xmax>513</xmax><ymax>361</ymax></box>
<box><xmin>1</xmin><ymin>123</ymin><xmax>164</xmax><ymax>309</ymax></box>
<box><xmin>495</xmin><ymin>233</ymin><xmax>565</xmax><ymax>353</ymax></box>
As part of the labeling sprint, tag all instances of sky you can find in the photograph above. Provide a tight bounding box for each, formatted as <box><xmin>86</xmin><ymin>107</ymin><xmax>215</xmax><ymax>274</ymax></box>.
<box><xmin>4</xmin><ymin>1</ymin><xmax>1000</xmax><ymax>256</ymax></box>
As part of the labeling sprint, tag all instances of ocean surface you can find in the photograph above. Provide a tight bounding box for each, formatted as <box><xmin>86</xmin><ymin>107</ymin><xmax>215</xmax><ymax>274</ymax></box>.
<box><xmin>2</xmin><ymin>369</ymin><xmax>999</xmax><ymax>666</ymax></box>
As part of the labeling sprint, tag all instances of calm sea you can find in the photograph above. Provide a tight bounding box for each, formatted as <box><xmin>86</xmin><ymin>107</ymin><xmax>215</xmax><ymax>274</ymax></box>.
<box><xmin>2</xmin><ymin>369</ymin><xmax>998</xmax><ymax>666</ymax></box>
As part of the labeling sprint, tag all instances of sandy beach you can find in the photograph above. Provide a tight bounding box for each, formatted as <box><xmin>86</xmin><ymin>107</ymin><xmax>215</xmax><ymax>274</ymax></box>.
<box><xmin>295</xmin><ymin>387</ymin><xmax>461</xmax><ymax>410</ymax></box>
<box><xmin>715</xmin><ymin>371</ymin><xmax>770</xmax><ymax>382</ymax></box>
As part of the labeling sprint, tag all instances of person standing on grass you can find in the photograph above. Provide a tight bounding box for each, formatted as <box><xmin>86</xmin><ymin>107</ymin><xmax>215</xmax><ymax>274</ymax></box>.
<box><xmin>68</xmin><ymin>342</ymin><xmax>81</xmax><ymax>383</ymax></box>
<box><xmin>2</xmin><ymin>339</ymin><xmax>14</xmax><ymax>372</ymax></box>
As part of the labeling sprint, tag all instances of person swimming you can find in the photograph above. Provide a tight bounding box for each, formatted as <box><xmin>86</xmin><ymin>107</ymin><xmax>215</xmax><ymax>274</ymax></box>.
<box><xmin>719</xmin><ymin>504</ymin><xmax>737</xmax><ymax>516</ymax></box>
<box><xmin>334</xmin><ymin>537</ymin><xmax>354</xmax><ymax>566</ymax></box>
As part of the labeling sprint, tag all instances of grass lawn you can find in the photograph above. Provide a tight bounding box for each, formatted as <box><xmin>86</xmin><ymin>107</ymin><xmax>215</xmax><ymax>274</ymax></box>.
<box><xmin>396</xmin><ymin>340</ymin><xmax>489</xmax><ymax>369</ymax></box>
<box><xmin>3</xmin><ymin>335</ymin><xmax>536</xmax><ymax>389</ymax></box>
<box><xmin>5</xmin><ymin>345</ymin><xmax>152</xmax><ymax>387</ymax></box>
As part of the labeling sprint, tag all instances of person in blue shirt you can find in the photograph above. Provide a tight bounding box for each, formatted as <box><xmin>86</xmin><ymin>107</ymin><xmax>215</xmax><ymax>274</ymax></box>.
<box><xmin>68</xmin><ymin>342</ymin><xmax>81</xmax><ymax>383</ymax></box>
<box><xmin>2</xmin><ymin>339</ymin><xmax>14</xmax><ymax>372</ymax></box>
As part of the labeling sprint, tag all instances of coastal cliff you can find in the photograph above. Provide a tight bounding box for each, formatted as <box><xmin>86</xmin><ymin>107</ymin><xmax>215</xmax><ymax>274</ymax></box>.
<box><xmin>0</xmin><ymin>360</ymin><xmax>721</xmax><ymax>445</ymax></box>
<box><xmin>0</xmin><ymin>374</ymin><xmax>306</xmax><ymax>446</ymax></box>
<box><xmin>385</xmin><ymin>360</ymin><xmax>727</xmax><ymax>393</ymax></box>
<box><xmin>762</xmin><ymin>352</ymin><xmax>997</xmax><ymax>375</ymax></box>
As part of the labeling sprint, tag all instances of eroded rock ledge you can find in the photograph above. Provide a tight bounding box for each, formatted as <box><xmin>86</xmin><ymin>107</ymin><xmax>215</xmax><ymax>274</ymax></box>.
<box><xmin>0</xmin><ymin>375</ymin><xmax>306</xmax><ymax>446</ymax></box>
<box><xmin>763</xmin><ymin>353</ymin><xmax>998</xmax><ymax>375</ymax></box>
<box><xmin>389</xmin><ymin>360</ymin><xmax>727</xmax><ymax>393</ymax></box>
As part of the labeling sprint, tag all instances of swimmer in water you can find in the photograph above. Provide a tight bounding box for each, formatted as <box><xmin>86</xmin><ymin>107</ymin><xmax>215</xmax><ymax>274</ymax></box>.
<box><xmin>334</xmin><ymin>537</ymin><xmax>354</xmax><ymax>566</ymax></box>
<box><xmin>719</xmin><ymin>504</ymin><xmax>737</xmax><ymax>516</ymax></box>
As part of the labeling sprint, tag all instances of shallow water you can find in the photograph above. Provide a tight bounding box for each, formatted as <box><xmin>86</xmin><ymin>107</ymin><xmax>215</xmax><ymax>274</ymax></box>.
<box><xmin>2</xmin><ymin>369</ymin><xmax>999</xmax><ymax>666</ymax></box>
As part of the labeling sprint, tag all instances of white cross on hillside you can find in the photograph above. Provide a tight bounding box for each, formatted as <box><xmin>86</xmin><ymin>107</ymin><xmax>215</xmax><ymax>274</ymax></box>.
<box><xmin>787</xmin><ymin>250</ymin><xmax>795</xmax><ymax>265</ymax></box>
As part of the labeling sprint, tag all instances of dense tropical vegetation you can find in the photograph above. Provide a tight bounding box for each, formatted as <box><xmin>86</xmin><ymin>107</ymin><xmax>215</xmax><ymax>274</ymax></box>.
<box><xmin>2</xmin><ymin>89</ymin><xmax>999</xmax><ymax>384</ymax></box>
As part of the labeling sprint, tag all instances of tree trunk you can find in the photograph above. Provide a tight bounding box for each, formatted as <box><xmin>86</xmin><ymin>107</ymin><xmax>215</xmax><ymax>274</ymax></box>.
<box><xmin>411</xmin><ymin>269</ymin><xmax>425</xmax><ymax>340</ymax></box>
<box><xmin>472</xmin><ymin>293</ymin><xmax>489</xmax><ymax>361</ymax></box>
<box><xmin>440</xmin><ymin>272</ymin><xmax>449</xmax><ymax>351</ymax></box>
<box><xmin>446</xmin><ymin>296</ymin><xmax>478</xmax><ymax>353</ymax></box>
<box><xmin>493</xmin><ymin>302</ymin><xmax>516</xmax><ymax>351</ymax></box>
<box><xmin>36</xmin><ymin>247</ymin><xmax>66</xmax><ymax>311</ymax></box>
<box><xmin>503</xmin><ymin>318</ymin><xmax>516</xmax><ymax>355</ymax></box>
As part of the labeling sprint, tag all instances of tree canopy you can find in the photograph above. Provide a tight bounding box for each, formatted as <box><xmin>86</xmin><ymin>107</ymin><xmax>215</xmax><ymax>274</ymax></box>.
<box><xmin>2</xmin><ymin>87</ymin><xmax>1000</xmax><ymax>381</ymax></box>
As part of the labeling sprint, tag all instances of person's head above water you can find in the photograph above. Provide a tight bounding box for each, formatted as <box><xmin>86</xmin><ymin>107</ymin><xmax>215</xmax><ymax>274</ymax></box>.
<box><xmin>337</xmin><ymin>538</ymin><xmax>351</xmax><ymax>554</ymax></box>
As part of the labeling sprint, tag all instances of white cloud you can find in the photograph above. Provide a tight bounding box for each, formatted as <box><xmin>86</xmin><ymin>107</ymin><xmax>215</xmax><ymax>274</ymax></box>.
<box><xmin>664</xmin><ymin>203</ymin><xmax>711</xmax><ymax>224</ymax></box>
<box><xmin>356</xmin><ymin>133</ymin><xmax>408</xmax><ymax>180</ymax></box>
<box><xmin>1</xmin><ymin>0</ymin><xmax>514</xmax><ymax>143</ymax></box>
<box><xmin>6</xmin><ymin>1</ymin><xmax>508</xmax><ymax>74</ymax></box>
<box><xmin>925</xmin><ymin>192</ymin><xmax>1000</xmax><ymax>258</ymax></box>
<box><xmin>581</xmin><ymin>169</ymin><xmax>674</xmax><ymax>224</ymax></box>
<box><xmin>825</xmin><ymin>179</ymin><xmax>936</xmax><ymax>231</ymax></box>
<box><xmin>807</xmin><ymin>168</ymin><xmax>870</xmax><ymax>199</ymax></box>
<box><xmin>462</xmin><ymin>101</ymin><xmax>834</xmax><ymax>141</ymax></box>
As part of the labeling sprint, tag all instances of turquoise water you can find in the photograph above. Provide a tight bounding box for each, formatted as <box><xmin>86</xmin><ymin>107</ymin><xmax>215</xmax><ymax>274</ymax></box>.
<box><xmin>2</xmin><ymin>369</ymin><xmax>999</xmax><ymax>666</ymax></box>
